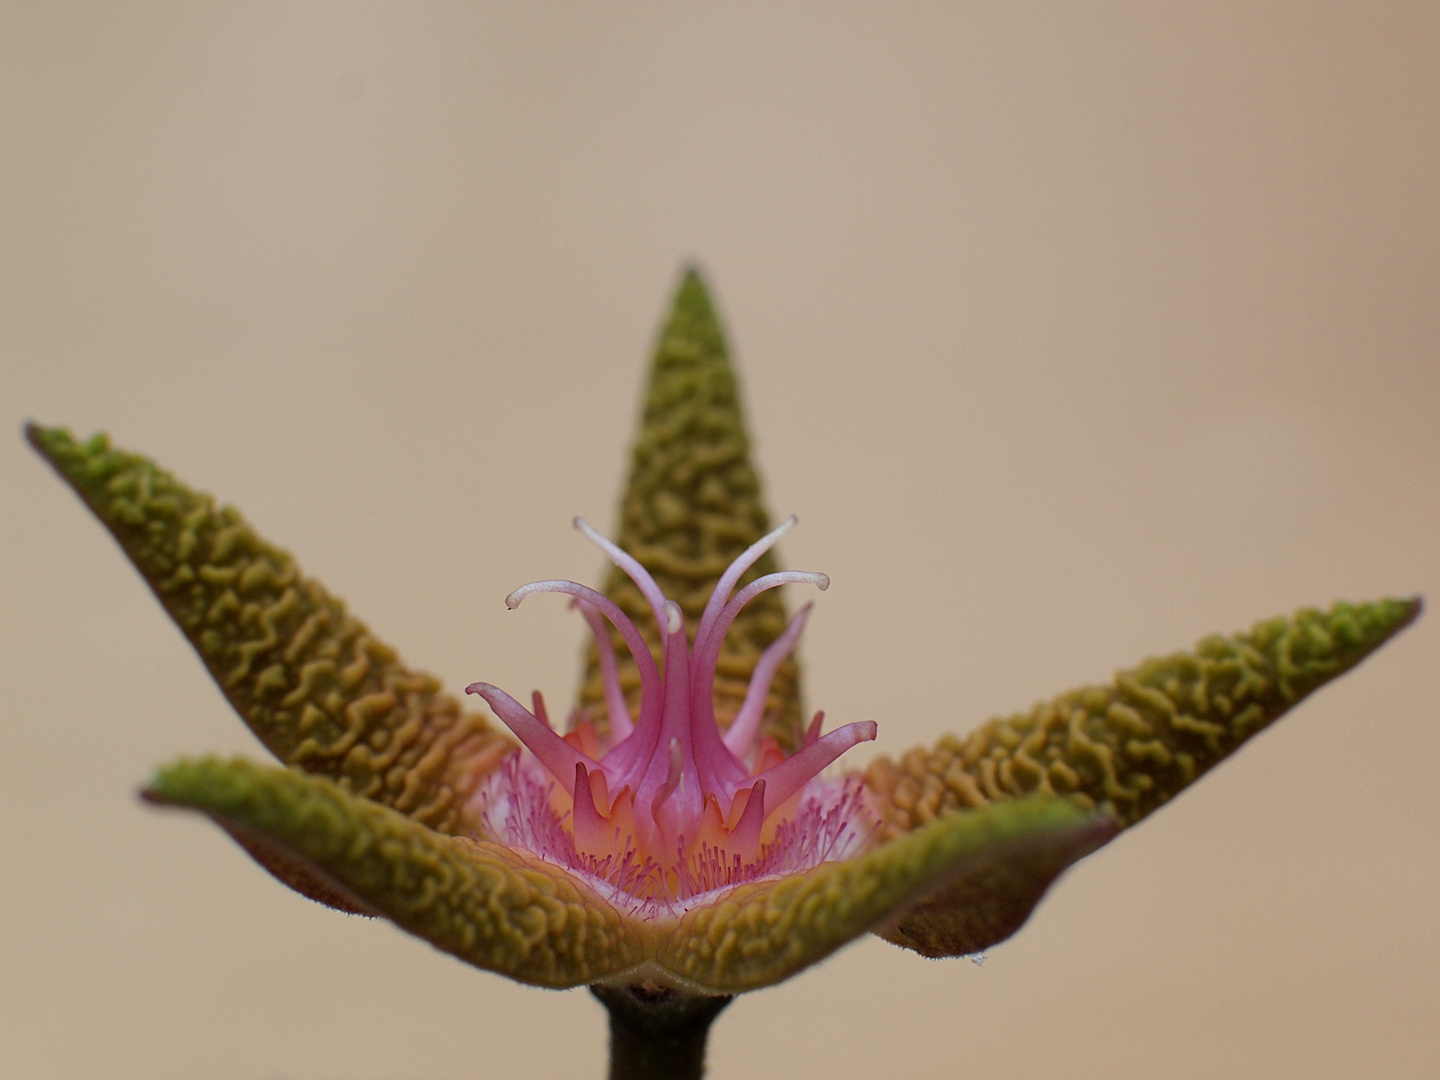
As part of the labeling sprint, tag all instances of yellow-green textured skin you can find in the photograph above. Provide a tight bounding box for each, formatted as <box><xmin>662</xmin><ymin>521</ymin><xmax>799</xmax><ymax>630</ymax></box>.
<box><xmin>147</xmin><ymin>758</ymin><xmax>646</xmax><ymax>989</ymax></box>
<box><xmin>865</xmin><ymin>598</ymin><xmax>1421</xmax><ymax>839</ymax></box>
<box><xmin>579</xmin><ymin>271</ymin><xmax>804</xmax><ymax>749</ymax></box>
<box><xmin>146</xmin><ymin>756</ymin><xmax>1109</xmax><ymax>992</ymax></box>
<box><xmin>655</xmin><ymin>797</ymin><xmax>1112</xmax><ymax>993</ymax></box>
<box><xmin>27</xmin><ymin>424</ymin><xmax>510</xmax><ymax>835</ymax></box>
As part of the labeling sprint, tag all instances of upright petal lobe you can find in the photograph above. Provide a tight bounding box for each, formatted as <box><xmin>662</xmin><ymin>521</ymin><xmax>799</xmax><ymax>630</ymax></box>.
<box><xmin>864</xmin><ymin>597</ymin><xmax>1420</xmax><ymax>957</ymax></box>
<box><xmin>866</xmin><ymin>598</ymin><xmax>1420</xmax><ymax>834</ymax></box>
<box><xmin>27</xmin><ymin>424</ymin><xmax>510</xmax><ymax>834</ymax></box>
<box><xmin>579</xmin><ymin>269</ymin><xmax>803</xmax><ymax>748</ymax></box>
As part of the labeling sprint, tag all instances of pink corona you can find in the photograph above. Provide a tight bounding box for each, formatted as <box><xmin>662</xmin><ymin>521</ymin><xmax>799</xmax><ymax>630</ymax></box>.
<box><xmin>466</xmin><ymin>516</ymin><xmax>877</xmax><ymax>912</ymax></box>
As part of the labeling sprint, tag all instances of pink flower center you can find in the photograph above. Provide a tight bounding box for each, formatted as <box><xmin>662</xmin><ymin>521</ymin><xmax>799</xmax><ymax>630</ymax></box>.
<box><xmin>466</xmin><ymin>517</ymin><xmax>877</xmax><ymax>907</ymax></box>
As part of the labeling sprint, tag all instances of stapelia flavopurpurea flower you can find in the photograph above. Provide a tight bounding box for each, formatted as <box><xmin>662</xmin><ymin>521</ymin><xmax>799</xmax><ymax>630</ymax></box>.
<box><xmin>26</xmin><ymin>270</ymin><xmax>1420</xmax><ymax>1002</ymax></box>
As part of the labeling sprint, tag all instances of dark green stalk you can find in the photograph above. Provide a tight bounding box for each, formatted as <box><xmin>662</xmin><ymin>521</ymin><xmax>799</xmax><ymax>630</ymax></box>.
<box><xmin>590</xmin><ymin>983</ymin><xmax>733</xmax><ymax>1080</ymax></box>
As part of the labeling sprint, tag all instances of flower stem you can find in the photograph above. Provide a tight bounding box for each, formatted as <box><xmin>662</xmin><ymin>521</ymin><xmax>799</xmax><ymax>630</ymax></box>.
<box><xmin>590</xmin><ymin>983</ymin><xmax>733</xmax><ymax>1080</ymax></box>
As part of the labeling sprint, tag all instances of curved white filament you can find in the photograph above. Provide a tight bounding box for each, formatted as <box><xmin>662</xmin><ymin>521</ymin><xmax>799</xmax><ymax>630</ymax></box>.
<box><xmin>574</xmin><ymin>517</ymin><xmax>669</xmax><ymax>632</ymax></box>
<box><xmin>693</xmin><ymin>515</ymin><xmax>797</xmax><ymax>661</ymax></box>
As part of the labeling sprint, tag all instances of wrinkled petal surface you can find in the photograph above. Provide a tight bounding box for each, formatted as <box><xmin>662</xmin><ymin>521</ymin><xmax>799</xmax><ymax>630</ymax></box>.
<box><xmin>578</xmin><ymin>269</ymin><xmax>805</xmax><ymax>750</ymax></box>
<box><xmin>656</xmin><ymin>796</ymin><xmax>1113</xmax><ymax>993</ymax></box>
<box><xmin>146</xmin><ymin>757</ymin><xmax>647</xmax><ymax>989</ymax></box>
<box><xmin>866</xmin><ymin>596</ymin><xmax>1420</xmax><ymax>957</ymax></box>
<box><xmin>146</xmin><ymin>755</ymin><xmax>1110</xmax><ymax>993</ymax></box>
<box><xmin>28</xmin><ymin>424</ymin><xmax>510</xmax><ymax>837</ymax></box>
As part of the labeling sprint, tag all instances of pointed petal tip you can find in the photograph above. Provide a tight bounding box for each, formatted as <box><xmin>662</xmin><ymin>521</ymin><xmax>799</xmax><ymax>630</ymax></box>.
<box><xmin>24</xmin><ymin>421</ymin><xmax>88</xmax><ymax>472</ymax></box>
<box><xmin>138</xmin><ymin>762</ymin><xmax>185</xmax><ymax>807</ymax></box>
<box><xmin>23</xmin><ymin>420</ymin><xmax>69</xmax><ymax>455</ymax></box>
<box><xmin>1390</xmin><ymin>594</ymin><xmax>1423</xmax><ymax>630</ymax></box>
<box><xmin>1292</xmin><ymin>594</ymin><xmax>1423</xmax><ymax>680</ymax></box>
<box><xmin>140</xmin><ymin>757</ymin><xmax>252</xmax><ymax>821</ymax></box>
<box><xmin>24</xmin><ymin>422</ymin><xmax>118</xmax><ymax>474</ymax></box>
<box><xmin>664</xmin><ymin>266</ymin><xmax>723</xmax><ymax>335</ymax></box>
<box><xmin>1349</xmin><ymin>594</ymin><xmax>1422</xmax><ymax>655</ymax></box>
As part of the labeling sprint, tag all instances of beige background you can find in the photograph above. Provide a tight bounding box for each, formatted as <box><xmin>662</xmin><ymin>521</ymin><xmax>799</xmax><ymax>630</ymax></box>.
<box><xmin>3</xmin><ymin>4</ymin><xmax>1438</xmax><ymax>1079</ymax></box>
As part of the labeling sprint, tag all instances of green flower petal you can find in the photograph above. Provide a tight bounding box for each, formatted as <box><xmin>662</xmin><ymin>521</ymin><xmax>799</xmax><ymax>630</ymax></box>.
<box><xmin>145</xmin><ymin>756</ymin><xmax>648</xmax><ymax>989</ymax></box>
<box><xmin>26</xmin><ymin>424</ymin><xmax>510</xmax><ymax>834</ymax></box>
<box><xmin>867</xmin><ymin>598</ymin><xmax>1420</xmax><ymax>835</ymax></box>
<box><xmin>655</xmin><ymin>797</ymin><xmax>1112</xmax><ymax>993</ymax></box>
<box><xmin>579</xmin><ymin>269</ymin><xmax>804</xmax><ymax>749</ymax></box>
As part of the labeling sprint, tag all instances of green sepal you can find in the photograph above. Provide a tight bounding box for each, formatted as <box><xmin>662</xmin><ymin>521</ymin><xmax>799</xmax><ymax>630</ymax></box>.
<box><xmin>27</xmin><ymin>423</ymin><xmax>510</xmax><ymax>833</ymax></box>
<box><xmin>656</xmin><ymin>797</ymin><xmax>1113</xmax><ymax>993</ymax></box>
<box><xmin>145</xmin><ymin>756</ymin><xmax>648</xmax><ymax>989</ymax></box>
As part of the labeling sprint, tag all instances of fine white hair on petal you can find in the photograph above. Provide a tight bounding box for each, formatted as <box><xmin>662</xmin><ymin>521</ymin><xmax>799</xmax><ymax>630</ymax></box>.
<box><xmin>471</xmin><ymin>754</ymin><xmax>877</xmax><ymax>918</ymax></box>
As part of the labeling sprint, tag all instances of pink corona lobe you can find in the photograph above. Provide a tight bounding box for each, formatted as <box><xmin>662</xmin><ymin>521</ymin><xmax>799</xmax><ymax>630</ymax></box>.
<box><xmin>466</xmin><ymin>517</ymin><xmax>878</xmax><ymax>913</ymax></box>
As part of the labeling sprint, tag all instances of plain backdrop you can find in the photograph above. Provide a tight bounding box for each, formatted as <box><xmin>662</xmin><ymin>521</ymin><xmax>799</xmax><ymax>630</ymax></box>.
<box><xmin>3</xmin><ymin>4</ymin><xmax>1437</xmax><ymax>1079</ymax></box>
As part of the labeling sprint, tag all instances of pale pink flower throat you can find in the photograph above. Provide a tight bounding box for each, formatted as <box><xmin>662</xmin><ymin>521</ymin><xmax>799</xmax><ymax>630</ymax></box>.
<box><xmin>465</xmin><ymin>517</ymin><xmax>877</xmax><ymax>906</ymax></box>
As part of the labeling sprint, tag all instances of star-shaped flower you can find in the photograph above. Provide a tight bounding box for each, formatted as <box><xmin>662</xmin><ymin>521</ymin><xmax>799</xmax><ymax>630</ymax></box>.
<box><xmin>27</xmin><ymin>271</ymin><xmax>1418</xmax><ymax>1077</ymax></box>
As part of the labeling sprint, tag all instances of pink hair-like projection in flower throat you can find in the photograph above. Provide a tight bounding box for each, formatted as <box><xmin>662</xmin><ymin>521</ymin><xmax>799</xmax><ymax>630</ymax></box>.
<box><xmin>465</xmin><ymin>516</ymin><xmax>878</xmax><ymax>913</ymax></box>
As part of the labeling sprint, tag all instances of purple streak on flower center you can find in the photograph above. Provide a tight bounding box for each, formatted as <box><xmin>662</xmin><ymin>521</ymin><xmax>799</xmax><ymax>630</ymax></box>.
<box><xmin>465</xmin><ymin>517</ymin><xmax>878</xmax><ymax>907</ymax></box>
